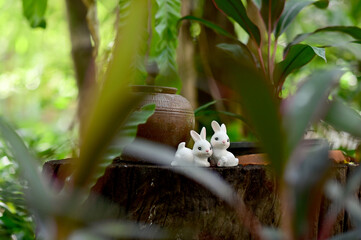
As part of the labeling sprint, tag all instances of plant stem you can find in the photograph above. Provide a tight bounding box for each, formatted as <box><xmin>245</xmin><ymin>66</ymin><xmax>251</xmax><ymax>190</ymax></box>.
<box><xmin>268</xmin><ymin>32</ymin><xmax>273</xmax><ymax>84</ymax></box>
<box><xmin>257</xmin><ymin>47</ymin><xmax>267</xmax><ymax>79</ymax></box>
<box><xmin>268</xmin><ymin>1</ymin><xmax>273</xmax><ymax>84</ymax></box>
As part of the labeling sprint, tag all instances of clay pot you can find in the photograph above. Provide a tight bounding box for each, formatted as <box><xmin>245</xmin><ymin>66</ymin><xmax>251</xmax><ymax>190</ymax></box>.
<box><xmin>131</xmin><ymin>85</ymin><xmax>195</xmax><ymax>148</ymax></box>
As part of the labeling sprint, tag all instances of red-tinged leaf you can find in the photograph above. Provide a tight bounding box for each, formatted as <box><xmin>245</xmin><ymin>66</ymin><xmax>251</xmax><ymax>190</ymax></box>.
<box><xmin>260</xmin><ymin>0</ymin><xmax>285</xmax><ymax>32</ymax></box>
<box><xmin>212</xmin><ymin>0</ymin><xmax>261</xmax><ymax>46</ymax></box>
<box><xmin>282</xmin><ymin>69</ymin><xmax>344</xmax><ymax>154</ymax></box>
<box><xmin>217</xmin><ymin>50</ymin><xmax>286</xmax><ymax>177</ymax></box>
<box><xmin>324</xmin><ymin>98</ymin><xmax>361</xmax><ymax>139</ymax></box>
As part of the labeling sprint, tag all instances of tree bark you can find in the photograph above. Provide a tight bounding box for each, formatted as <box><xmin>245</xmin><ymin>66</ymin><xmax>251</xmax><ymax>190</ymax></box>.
<box><xmin>43</xmin><ymin>159</ymin><xmax>350</xmax><ymax>239</ymax></box>
<box><xmin>65</xmin><ymin>0</ymin><xmax>96</xmax><ymax>118</ymax></box>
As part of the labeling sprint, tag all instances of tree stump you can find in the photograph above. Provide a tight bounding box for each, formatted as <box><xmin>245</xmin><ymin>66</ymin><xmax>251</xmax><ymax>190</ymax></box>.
<box><xmin>43</xmin><ymin>158</ymin><xmax>350</xmax><ymax>239</ymax></box>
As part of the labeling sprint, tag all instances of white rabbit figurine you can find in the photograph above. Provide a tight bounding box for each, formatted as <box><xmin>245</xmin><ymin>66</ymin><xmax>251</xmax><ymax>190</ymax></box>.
<box><xmin>210</xmin><ymin>121</ymin><xmax>239</xmax><ymax>167</ymax></box>
<box><xmin>190</xmin><ymin>127</ymin><xmax>212</xmax><ymax>167</ymax></box>
<box><xmin>171</xmin><ymin>142</ymin><xmax>194</xmax><ymax>166</ymax></box>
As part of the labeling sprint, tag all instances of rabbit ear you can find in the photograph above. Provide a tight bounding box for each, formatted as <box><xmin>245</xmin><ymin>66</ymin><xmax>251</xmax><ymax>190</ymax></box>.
<box><xmin>177</xmin><ymin>142</ymin><xmax>185</xmax><ymax>150</ymax></box>
<box><xmin>221</xmin><ymin>124</ymin><xmax>227</xmax><ymax>133</ymax></box>
<box><xmin>190</xmin><ymin>130</ymin><xmax>201</xmax><ymax>141</ymax></box>
<box><xmin>200</xmin><ymin>127</ymin><xmax>206</xmax><ymax>140</ymax></box>
<box><xmin>211</xmin><ymin>120</ymin><xmax>221</xmax><ymax>132</ymax></box>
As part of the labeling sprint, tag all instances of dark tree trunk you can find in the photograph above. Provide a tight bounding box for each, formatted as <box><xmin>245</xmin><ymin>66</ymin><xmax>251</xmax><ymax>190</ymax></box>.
<box><xmin>65</xmin><ymin>0</ymin><xmax>96</xmax><ymax>120</ymax></box>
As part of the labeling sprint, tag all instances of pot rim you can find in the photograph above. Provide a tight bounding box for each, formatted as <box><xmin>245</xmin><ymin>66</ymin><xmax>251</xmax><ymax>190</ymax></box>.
<box><xmin>131</xmin><ymin>85</ymin><xmax>177</xmax><ymax>94</ymax></box>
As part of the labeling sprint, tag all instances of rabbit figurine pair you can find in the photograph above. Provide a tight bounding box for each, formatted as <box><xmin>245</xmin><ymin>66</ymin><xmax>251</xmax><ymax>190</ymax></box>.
<box><xmin>171</xmin><ymin>121</ymin><xmax>239</xmax><ymax>167</ymax></box>
<box><xmin>171</xmin><ymin>127</ymin><xmax>212</xmax><ymax>167</ymax></box>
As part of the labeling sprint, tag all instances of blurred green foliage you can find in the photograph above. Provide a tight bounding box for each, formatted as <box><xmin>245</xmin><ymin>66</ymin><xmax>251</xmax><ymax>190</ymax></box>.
<box><xmin>0</xmin><ymin>0</ymin><xmax>76</xmax><ymax>162</ymax></box>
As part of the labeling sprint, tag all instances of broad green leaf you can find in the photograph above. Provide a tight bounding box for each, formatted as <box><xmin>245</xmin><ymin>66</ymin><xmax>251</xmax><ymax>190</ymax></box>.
<box><xmin>286</xmin><ymin>142</ymin><xmax>330</xmax><ymax>238</ymax></box>
<box><xmin>102</xmin><ymin>104</ymin><xmax>156</xmax><ymax>161</ymax></box>
<box><xmin>0</xmin><ymin>117</ymin><xmax>52</xmax><ymax>208</ymax></box>
<box><xmin>119</xmin><ymin>0</ymin><xmax>148</xmax><ymax>85</ymax></box>
<box><xmin>311</xmin><ymin>46</ymin><xmax>327</xmax><ymax>62</ymax></box>
<box><xmin>179</xmin><ymin>16</ymin><xmax>235</xmax><ymax>39</ymax></box>
<box><xmin>194</xmin><ymin>100</ymin><xmax>218</xmax><ymax>115</ymax></box>
<box><xmin>319</xmin><ymin>26</ymin><xmax>361</xmax><ymax>40</ymax></box>
<box><xmin>274</xmin><ymin>44</ymin><xmax>325</xmax><ymax>88</ymax></box>
<box><xmin>213</xmin><ymin>0</ymin><xmax>261</xmax><ymax>46</ymax></box>
<box><xmin>324</xmin><ymin>98</ymin><xmax>361</xmax><ymax>139</ymax></box>
<box><xmin>276</xmin><ymin>0</ymin><xmax>332</xmax><ymax>37</ymax></box>
<box><xmin>275</xmin><ymin>1</ymin><xmax>313</xmax><ymax>38</ymax></box>
<box><xmin>196</xmin><ymin>109</ymin><xmax>248</xmax><ymax>125</ymax></box>
<box><xmin>260</xmin><ymin>0</ymin><xmax>285</xmax><ymax>32</ymax></box>
<box><xmin>72</xmin><ymin>0</ymin><xmax>148</xmax><ymax>190</ymax></box>
<box><xmin>350</xmin><ymin>0</ymin><xmax>361</xmax><ymax>23</ymax></box>
<box><xmin>282</xmin><ymin>69</ymin><xmax>343</xmax><ymax>153</ymax></box>
<box><xmin>313</xmin><ymin>0</ymin><xmax>329</xmax><ymax>9</ymax></box>
<box><xmin>194</xmin><ymin>99</ymin><xmax>249</xmax><ymax>124</ymax></box>
<box><xmin>286</xmin><ymin>26</ymin><xmax>361</xmax><ymax>51</ymax></box>
<box><xmin>154</xmin><ymin>0</ymin><xmax>182</xmax><ymax>90</ymax></box>
<box><xmin>22</xmin><ymin>0</ymin><xmax>47</xmax><ymax>28</ymax></box>
<box><xmin>218</xmin><ymin>53</ymin><xmax>286</xmax><ymax>177</ymax></box>
<box><xmin>217</xmin><ymin>43</ymin><xmax>256</xmax><ymax>66</ymax></box>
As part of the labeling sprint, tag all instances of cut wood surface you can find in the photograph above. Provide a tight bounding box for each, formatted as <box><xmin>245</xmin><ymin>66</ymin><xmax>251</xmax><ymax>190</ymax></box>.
<box><xmin>43</xmin><ymin>157</ymin><xmax>351</xmax><ymax>239</ymax></box>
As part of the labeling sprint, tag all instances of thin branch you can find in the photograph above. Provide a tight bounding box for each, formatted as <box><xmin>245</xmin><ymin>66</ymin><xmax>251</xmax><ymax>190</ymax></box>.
<box><xmin>257</xmin><ymin>47</ymin><xmax>267</xmax><ymax>79</ymax></box>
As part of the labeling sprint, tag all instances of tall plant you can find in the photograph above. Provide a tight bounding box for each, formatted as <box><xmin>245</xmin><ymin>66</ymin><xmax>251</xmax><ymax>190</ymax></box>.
<box><xmin>182</xmin><ymin>0</ymin><xmax>361</xmax><ymax>97</ymax></box>
<box><xmin>180</xmin><ymin>0</ymin><xmax>361</xmax><ymax>238</ymax></box>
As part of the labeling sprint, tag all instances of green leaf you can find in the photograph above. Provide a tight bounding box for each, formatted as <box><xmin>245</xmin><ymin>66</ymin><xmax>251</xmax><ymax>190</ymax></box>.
<box><xmin>194</xmin><ymin>100</ymin><xmax>218</xmax><ymax>116</ymax></box>
<box><xmin>22</xmin><ymin>0</ymin><xmax>47</xmax><ymax>28</ymax></box>
<box><xmin>282</xmin><ymin>69</ymin><xmax>343</xmax><ymax>153</ymax></box>
<box><xmin>217</xmin><ymin>43</ymin><xmax>256</xmax><ymax>66</ymax></box>
<box><xmin>0</xmin><ymin>117</ymin><xmax>52</xmax><ymax>207</ymax></box>
<box><xmin>154</xmin><ymin>0</ymin><xmax>182</xmax><ymax>90</ymax></box>
<box><xmin>218</xmin><ymin>54</ymin><xmax>286</xmax><ymax>177</ymax></box>
<box><xmin>310</xmin><ymin>46</ymin><xmax>327</xmax><ymax>62</ymax></box>
<box><xmin>324</xmin><ymin>98</ymin><xmax>361</xmax><ymax>139</ymax></box>
<box><xmin>275</xmin><ymin>0</ymin><xmax>313</xmax><ymax>38</ymax></box>
<box><xmin>260</xmin><ymin>0</ymin><xmax>285</xmax><ymax>32</ymax></box>
<box><xmin>212</xmin><ymin>0</ymin><xmax>261</xmax><ymax>46</ymax></box>
<box><xmin>103</xmin><ymin>104</ymin><xmax>156</xmax><ymax>161</ymax></box>
<box><xmin>286</xmin><ymin>142</ymin><xmax>330</xmax><ymax>238</ymax></box>
<box><xmin>275</xmin><ymin>0</ymin><xmax>328</xmax><ymax>37</ymax></box>
<box><xmin>313</xmin><ymin>0</ymin><xmax>329</xmax><ymax>9</ymax></box>
<box><xmin>274</xmin><ymin>44</ymin><xmax>325</xmax><ymax>89</ymax></box>
<box><xmin>72</xmin><ymin>0</ymin><xmax>148</xmax><ymax>190</ymax></box>
<box><xmin>286</xmin><ymin>26</ymin><xmax>361</xmax><ymax>51</ymax></box>
<box><xmin>179</xmin><ymin>16</ymin><xmax>235</xmax><ymax>39</ymax></box>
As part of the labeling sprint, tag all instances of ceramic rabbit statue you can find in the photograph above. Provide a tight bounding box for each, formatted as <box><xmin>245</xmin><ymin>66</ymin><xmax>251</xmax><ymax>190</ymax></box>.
<box><xmin>210</xmin><ymin>121</ymin><xmax>239</xmax><ymax>167</ymax></box>
<box><xmin>190</xmin><ymin>127</ymin><xmax>212</xmax><ymax>167</ymax></box>
<box><xmin>171</xmin><ymin>142</ymin><xmax>194</xmax><ymax>166</ymax></box>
